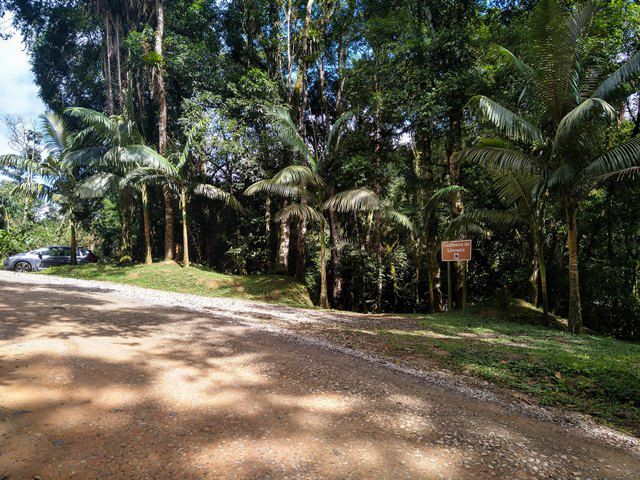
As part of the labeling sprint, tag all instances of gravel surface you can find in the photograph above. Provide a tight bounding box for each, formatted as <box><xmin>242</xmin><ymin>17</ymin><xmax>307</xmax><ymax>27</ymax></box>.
<box><xmin>1</xmin><ymin>270</ymin><xmax>639</xmax><ymax>479</ymax></box>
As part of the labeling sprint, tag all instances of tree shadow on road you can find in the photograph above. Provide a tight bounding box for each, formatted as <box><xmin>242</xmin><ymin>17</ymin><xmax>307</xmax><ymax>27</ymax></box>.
<box><xmin>0</xmin><ymin>282</ymin><xmax>637</xmax><ymax>479</ymax></box>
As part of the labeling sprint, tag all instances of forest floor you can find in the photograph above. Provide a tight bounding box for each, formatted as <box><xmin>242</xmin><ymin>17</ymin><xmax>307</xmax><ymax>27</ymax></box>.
<box><xmin>1</xmin><ymin>271</ymin><xmax>639</xmax><ymax>479</ymax></box>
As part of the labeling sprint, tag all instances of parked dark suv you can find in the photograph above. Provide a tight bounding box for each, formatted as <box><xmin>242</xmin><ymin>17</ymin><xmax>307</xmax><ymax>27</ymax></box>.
<box><xmin>2</xmin><ymin>247</ymin><xmax>97</xmax><ymax>272</ymax></box>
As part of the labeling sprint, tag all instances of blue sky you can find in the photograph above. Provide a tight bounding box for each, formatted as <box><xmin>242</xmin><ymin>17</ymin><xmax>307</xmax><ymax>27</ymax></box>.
<box><xmin>0</xmin><ymin>14</ymin><xmax>46</xmax><ymax>156</ymax></box>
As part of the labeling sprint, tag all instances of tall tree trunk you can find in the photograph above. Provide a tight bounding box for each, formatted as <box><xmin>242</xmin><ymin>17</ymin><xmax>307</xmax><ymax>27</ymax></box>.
<box><xmin>533</xmin><ymin>223</ymin><xmax>550</xmax><ymax>323</ymax></box>
<box><xmin>276</xmin><ymin>200</ymin><xmax>290</xmax><ymax>273</ymax></box>
<box><xmin>69</xmin><ymin>211</ymin><xmax>77</xmax><ymax>266</ymax></box>
<box><xmin>154</xmin><ymin>0</ymin><xmax>174</xmax><ymax>262</ymax></box>
<box><xmin>293</xmin><ymin>0</ymin><xmax>314</xmax><ymax>281</ymax></box>
<box><xmin>319</xmin><ymin>218</ymin><xmax>329</xmax><ymax>308</ymax></box>
<box><xmin>295</xmin><ymin>220</ymin><xmax>307</xmax><ymax>279</ymax></box>
<box><xmin>447</xmin><ymin>112</ymin><xmax>464</xmax><ymax>308</ymax></box>
<box><xmin>180</xmin><ymin>185</ymin><xmax>190</xmax><ymax>267</ymax></box>
<box><xmin>373</xmin><ymin>66</ymin><xmax>383</xmax><ymax>312</ymax></box>
<box><xmin>115</xmin><ymin>16</ymin><xmax>124</xmax><ymax>111</ymax></box>
<box><xmin>103</xmin><ymin>13</ymin><xmax>114</xmax><ymax>115</ymax></box>
<box><xmin>566</xmin><ymin>200</ymin><xmax>582</xmax><ymax>333</ymax></box>
<box><xmin>141</xmin><ymin>183</ymin><xmax>153</xmax><ymax>265</ymax></box>
<box><xmin>118</xmin><ymin>198</ymin><xmax>131</xmax><ymax>262</ymax></box>
<box><xmin>328</xmin><ymin>209</ymin><xmax>344</xmax><ymax>307</ymax></box>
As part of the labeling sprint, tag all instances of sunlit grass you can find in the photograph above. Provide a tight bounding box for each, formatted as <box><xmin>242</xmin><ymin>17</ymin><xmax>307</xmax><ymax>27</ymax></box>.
<box><xmin>373</xmin><ymin>308</ymin><xmax>640</xmax><ymax>433</ymax></box>
<box><xmin>42</xmin><ymin>262</ymin><xmax>313</xmax><ymax>308</ymax></box>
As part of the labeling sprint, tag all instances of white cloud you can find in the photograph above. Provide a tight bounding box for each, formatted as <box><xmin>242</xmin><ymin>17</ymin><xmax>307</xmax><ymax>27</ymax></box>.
<box><xmin>0</xmin><ymin>13</ymin><xmax>46</xmax><ymax>155</ymax></box>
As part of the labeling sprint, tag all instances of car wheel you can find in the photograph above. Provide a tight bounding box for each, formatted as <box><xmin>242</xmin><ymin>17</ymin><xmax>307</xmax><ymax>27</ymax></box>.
<box><xmin>14</xmin><ymin>261</ymin><xmax>32</xmax><ymax>272</ymax></box>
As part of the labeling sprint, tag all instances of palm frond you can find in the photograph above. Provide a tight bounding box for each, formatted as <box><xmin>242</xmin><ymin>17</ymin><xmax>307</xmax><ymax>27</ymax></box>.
<box><xmin>592</xmin><ymin>51</ymin><xmax>640</xmax><ymax>100</ymax></box>
<box><xmin>244</xmin><ymin>179</ymin><xmax>304</xmax><ymax>199</ymax></box>
<box><xmin>464</xmin><ymin>147</ymin><xmax>541</xmax><ymax>175</ymax></box>
<box><xmin>548</xmin><ymin>163</ymin><xmax>576</xmax><ymax>189</ymax></box>
<box><xmin>274</xmin><ymin>203</ymin><xmax>323</xmax><ymax>224</ymax></box>
<box><xmin>426</xmin><ymin>185</ymin><xmax>466</xmax><ymax>210</ymax></box>
<box><xmin>66</xmin><ymin>107</ymin><xmax>117</xmax><ymax>140</ymax></box>
<box><xmin>77</xmin><ymin>173</ymin><xmax>120</xmax><ymax>199</ymax></box>
<box><xmin>529</xmin><ymin>0</ymin><xmax>583</xmax><ymax>122</ymax></box>
<box><xmin>468</xmin><ymin>96</ymin><xmax>543</xmax><ymax>144</ymax></box>
<box><xmin>11</xmin><ymin>181</ymin><xmax>54</xmax><ymax>202</ymax></box>
<box><xmin>494</xmin><ymin>46</ymin><xmax>537</xmax><ymax>83</ymax></box>
<box><xmin>272</xmin><ymin>165</ymin><xmax>325</xmax><ymax>187</ymax></box>
<box><xmin>176</xmin><ymin>120</ymin><xmax>205</xmax><ymax>171</ymax></box>
<box><xmin>327</xmin><ymin>110</ymin><xmax>354</xmax><ymax>154</ymax></box>
<box><xmin>555</xmin><ymin>98</ymin><xmax>616</xmax><ymax>146</ymax></box>
<box><xmin>118</xmin><ymin>145</ymin><xmax>174</xmax><ymax>172</ymax></box>
<box><xmin>193</xmin><ymin>184</ymin><xmax>244</xmax><ymax>213</ymax></box>
<box><xmin>380</xmin><ymin>207</ymin><xmax>414</xmax><ymax>232</ymax></box>
<box><xmin>40</xmin><ymin>112</ymin><xmax>68</xmax><ymax>156</ymax></box>
<box><xmin>445</xmin><ymin>214</ymin><xmax>492</xmax><ymax>239</ymax></box>
<box><xmin>0</xmin><ymin>154</ymin><xmax>41</xmax><ymax>173</ymax></box>
<box><xmin>585</xmin><ymin>137</ymin><xmax>640</xmax><ymax>178</ymax></box>
<box><xmin>66</xmin><ymin>146</ymin><xmax>109</xmax><ymax>166</ymax></box>
<box><xmin>268</xmin><ymin>106</ymin><xmax>315</xmax><ymax>167</ymax></box>
<box><xmin>122</xmin><ymin>167</ymin><xmax>171</xmax><ymax>187</ymax></box>
<box><xmin>569</xmin><ymin>0</ymin><xmax>595</xmax><ymax>39</ymax></box>
<box><xmin>323</xmin><ymin>188</ymin><xmax>380</xmax><ymax>213</ymax></box>
<box><xmin>490</xmin><ymin>170</ymin><xmax>540</xmax><ymax>210</ymax></box>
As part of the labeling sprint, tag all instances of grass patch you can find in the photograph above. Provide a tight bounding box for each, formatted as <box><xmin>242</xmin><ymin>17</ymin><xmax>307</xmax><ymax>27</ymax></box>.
<box><xmin>358</xmin><ymin>307</ymin><xmax>640</xmax><ymax>433</ymax></box>
<box><xmin>42</xmin><ymin>262</ymin><xmax>313</xmax><ymax>308</ymax></box>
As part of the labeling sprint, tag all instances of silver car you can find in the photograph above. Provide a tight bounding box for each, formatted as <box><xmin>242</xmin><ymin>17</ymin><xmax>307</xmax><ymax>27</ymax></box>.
<box><xmin>2</xmin><ymin>246</ymin><xmax>97</xmax><ymax>272</ymax></box>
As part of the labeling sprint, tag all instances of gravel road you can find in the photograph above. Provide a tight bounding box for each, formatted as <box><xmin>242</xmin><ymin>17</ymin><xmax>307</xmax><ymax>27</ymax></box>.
<box><xmin>1</xmin><ymin>271</ymin><xmax>638</xmax><ymax>479</ymax></box>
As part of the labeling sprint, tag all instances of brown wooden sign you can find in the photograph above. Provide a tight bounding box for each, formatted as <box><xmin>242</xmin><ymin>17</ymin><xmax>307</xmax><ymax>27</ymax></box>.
<box><xmin>441</xmin><ymin>240</ymin><xmax>472</xmax><ymax>262</ymax></box>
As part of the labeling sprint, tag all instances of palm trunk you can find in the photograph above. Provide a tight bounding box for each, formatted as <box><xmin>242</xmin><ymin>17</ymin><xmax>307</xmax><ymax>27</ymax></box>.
<box><xmin>295</xmin><ymin>219</ymin><xmax>307</xmax><ymax>279</ymax></box>
<box><xmin>103</xmin><ymin>13</ymin><xmax>114</xmax><ymax>115</ymax></box>
<box><xmin>533</xmin><ymin>224</ymin><xmax>550</xmax><ymax>323</ymax></box>
<box><xmin>154</xmin><ymin>0</ymin><xmax>173</xmax><ymax>261</ymax></box>
<box><xmin>163</xmin><ymin>186</ymin><xmax>174</xmax><ymax>260</ymax></box>
<box><xmin>375</xmin><ymin>219</ymin><xmax>383</xmax><ymax>312</ymax></box>
<box><xmin>390</xmin><ymin>253</ymin><xmax>398</xmax><ymax>310</ymax></box>
<box><xmin>69</xmin><ymin>211</ymin><xmax>77</xmax><ymax>266</ymax></box>
<box><xmin>415</xmin><ymin>238</ymin><xmax>422</xmax><ymax>309</ymax></box>
<box><xmin>118</xmin><ymin>199</ymin><xmax>131</xmax><ymax>261</ymax></box>
<box><xmin>319</xmin><ymin>218</ymin><xmax>329</xmax><ymax>308</ymax></box>
<box><xmin>276</xmin><ymin>213</ymin><xmax>290</xmax><ymax>272</ymax></box>
<box><xmin>328</xmin><ymin>209</ymin><xmax>343</xmax><ymax>307</ymax></box>
<box><xmin>180</xmin><ymin>186</ymin><xmax>190</xmax><ymax>267</ymax></box>
<box><xmin>566</xmin><ymin>201</ymin><xmax>582</xmax><ymax>333</ymax></box>
<box><xmin>141</xmin><ymin>183</ymin><xmax>153</xmax><ymax>265</ymax></box>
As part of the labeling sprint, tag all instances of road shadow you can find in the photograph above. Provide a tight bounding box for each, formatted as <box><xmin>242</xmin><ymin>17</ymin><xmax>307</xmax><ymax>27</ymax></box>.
<box><xmin>0</xmin><ymin>282</ymin><xmax>637</xmax><ymax>479</ymax></box>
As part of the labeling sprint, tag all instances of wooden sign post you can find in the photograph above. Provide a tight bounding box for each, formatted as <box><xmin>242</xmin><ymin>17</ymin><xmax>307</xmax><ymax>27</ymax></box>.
<box><xmin>441</xmin><ymin>240</ymin><xmax>472</xmax><ymax>310</ymax></box>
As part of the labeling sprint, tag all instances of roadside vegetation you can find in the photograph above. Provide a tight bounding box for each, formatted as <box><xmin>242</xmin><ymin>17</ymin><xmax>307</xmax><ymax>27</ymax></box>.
<box><xmin>43</xmin><ymin>262</ymin><xmax>313</xmax><ymax>308</ymax></box>
<box><xmin>315</xmin><ymin>302</ymin><xmax>640</xmax><ymax>434</ymax></box>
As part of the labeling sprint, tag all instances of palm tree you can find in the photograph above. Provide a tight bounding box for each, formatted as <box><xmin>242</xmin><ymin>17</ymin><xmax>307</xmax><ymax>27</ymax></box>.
<box><xmin>464</xmin><ymin>0</ymin><xmax>640</xmax><ymax>333</ymax></box>
<box><xmin>449</xmin><ymin>166</ymin><xmax>550</xmax><ymax>321</ymax></box>
<box><xmin>67</xmin><ymin>106</ymin><xmax>167</xmax><ymax>264</ymax></box>
<box><xmin>246</xmin><ymin>107</ymin><xmax>381</xmax><ymax>308</ymax></box>
<box><xmin>123</xmin><ymin>123</ymin><xmax>244</xmax><ymax>267</ymax></box>
<box><xmin>0</xmin><ymin>112</ymin><xmax>82</xmax><ymax>263</ymax></box>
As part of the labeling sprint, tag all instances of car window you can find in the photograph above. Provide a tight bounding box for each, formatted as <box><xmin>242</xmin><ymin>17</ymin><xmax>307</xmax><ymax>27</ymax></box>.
<box><xmin>38</xmin><ymin>248</ymin><xmax>54</xmax><ymax>256</ymax></box>
<box><xmin>49</xmin><ymin>247</ymin><xmax>66</xmax><ymax>256</ymax></box>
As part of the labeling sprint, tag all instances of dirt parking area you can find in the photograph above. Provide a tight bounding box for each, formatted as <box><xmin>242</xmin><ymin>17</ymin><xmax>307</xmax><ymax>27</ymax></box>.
<box><xmin>0</xmin><ymin>274</ymin><xmax>639</xmax><ymax>479</ymax></box>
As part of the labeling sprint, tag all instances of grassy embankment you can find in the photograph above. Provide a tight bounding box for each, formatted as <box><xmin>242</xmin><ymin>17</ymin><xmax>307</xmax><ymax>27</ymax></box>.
<box><xmin>43</xmin><ymin>262</ymin><xmax>313</xmax><ymax>308</ymax></box>
<box><xmin>43</xmin><ymin>264</ymin><xmax>639</xmax><ymax>433</ymax></box>
<box><xmin>344</xmin><ymin>302</ymin><xmax>640</xmax><ymax>433</ymax></box>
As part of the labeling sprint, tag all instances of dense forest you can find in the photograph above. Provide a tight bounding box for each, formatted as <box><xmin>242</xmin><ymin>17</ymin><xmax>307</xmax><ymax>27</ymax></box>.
<box><xmin>1</xmin><ymin>0</ymin><xmax>640</xmax><ymax>340</ymax></box>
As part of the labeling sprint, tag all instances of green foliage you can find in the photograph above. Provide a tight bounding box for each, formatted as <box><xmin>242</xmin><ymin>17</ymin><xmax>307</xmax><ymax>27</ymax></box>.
<box><xmin>355</xmin><ymin>307</ymin><xmax>640</xmax><ymax>433</ymax></box>
<box><xmin>43</xmin><ymin>262</ymin><xmax>313</xmax><ymax>308</ymax></box>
